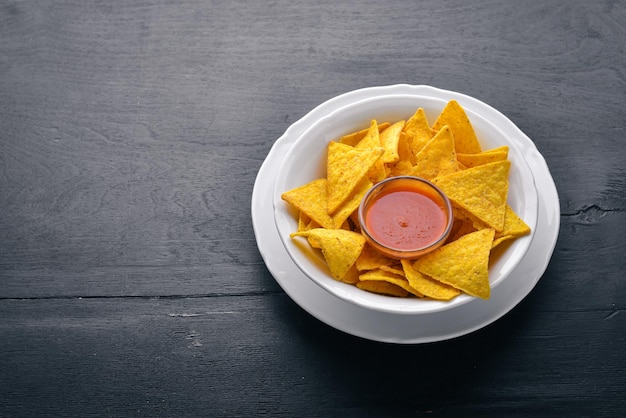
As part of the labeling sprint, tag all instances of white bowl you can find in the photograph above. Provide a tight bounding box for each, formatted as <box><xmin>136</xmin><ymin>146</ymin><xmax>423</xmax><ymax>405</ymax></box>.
<box><xmin>273</xmin><ymin>92</ymin><xmax>538</xmax><ymax>315</ymax></box>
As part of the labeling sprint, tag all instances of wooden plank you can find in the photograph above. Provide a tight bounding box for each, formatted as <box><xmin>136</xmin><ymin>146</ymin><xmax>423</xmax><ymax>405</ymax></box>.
<box><xmin>0</xmin><ymin>296</ymin><xmax>624</xmax><ymax>417</ymax></box>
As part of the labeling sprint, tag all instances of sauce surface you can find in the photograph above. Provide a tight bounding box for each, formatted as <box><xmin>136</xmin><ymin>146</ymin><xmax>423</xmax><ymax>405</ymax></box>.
<box><xmin>364</xmin><ymin>186</ymin><xmax>447</xmax><ymax>250</ymax></box>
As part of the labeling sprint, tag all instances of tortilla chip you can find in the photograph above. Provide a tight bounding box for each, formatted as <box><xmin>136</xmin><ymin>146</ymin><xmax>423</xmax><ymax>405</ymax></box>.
<box><xmin>452</xmin><ymin>203</ymin><xmax>491</xmax><ymax>233</ymax></box>
<box><xmin>401</xmin><ymin>260</ymin><xmax>461</xmax><ymax>301</ymax></box>
<box><xmin>356</xmin><ymin>243</ymin><xmax>396</xmax><ymax>271</ymax></box>
<box><xmin>297</xmin><ymin>211</ymin><xmax>322</xmax><ymax>232</ymax></box>
<box><xmin>297</xmin><ymin>211</ymin><xmax>310</xmax><ymax>231</ymax></box>
<box><xmin>403</xmin><ymin>108</ymin><xmax>434</xmax><ymax>163</ymax></box>
<box><xmin>337</xmin><ymin>220</ymin><xmax>351</xmax><ymax>230</ymax></box>
<box><xmin>356</xmin><ymin>120</ymin><xmax>387</xmax><ymax>183</ymax></box>
<box><xmin>446</xmin><ymin>217</ymin><xmax>477</xmax><ymax>243</ymax></box>
<box><xmin>356</xmin><ymin>279</ymin><xmax>409</xmax><ymax>297</ymax></box>
<box><xmin>292</xmin><ymin>228</ymin><xmax>365</xmax><ymax>281</ymax></box>
<box><xmin>396</xmin><ymin>131</ymin><xmax>413</xmax><ymax>164</ymax></box>
<box><xmin>411</xmin><ymin>125</ymin><xmax>459</xmax><ymax>180</ymax></box>
<box><xmin>457</xmin><ymin>147</ymin><xmax>509</xmax><ymax>169</ymax></box>
<box><xmin>326</xmin><ymin>141</ymin><xmax>384</xmax><ymax>214</ymax></box>
<box><xmin>331</xmin><ymin>177</ymin><xmax>373</xmax><ymax>229</ymax></box>
<box><xmin>432</xmin><ymin>100</ymin><xmax>482</xmax><ymax>154</ymax></box>
<box><xmin>492</xmin><ymin>205</ymin><xmax>531</xmax><ymax>248</ymax></box>
<box><xmin>349</xmin><ymin>210</ymin><xmax>361</xmax><ymax>231</ymax></box>
<box><xmin>433</xmin><ymin>160</ymin><xmax>510</xmax><ymax>232</ymax></box>
<box><xmin>492</xmin><ymin>235</ymin><xmax>512</xmax><ymax>249</ymax></box>
<box><xmin>482</xmin><ymin>145</ymin><xmax>510</xmax><ymax>155</ymax></box>
<box><xmin>341</xmin><ymin>264</ymin><xmax>361</xmax><ymax>284</ymax></box>
<box><xmin>379</xmin><ymin>120</ymin><xmax>405</xmax><ymax>164</ymax></box>
<box><xmin>358</xmin><ymin>270</ymin><xmax>421</xmax><ymax>297</ymax></box>
<box><xmin>388</xmin><ymin>158</ymin><xmax>414</xmax><ymax>177</ymax></box>
<box><xmin>500</xmin><ymin>205</ymin><xmax>530</xmax><ymax>235</ymax></box>
<box><xmin>281</xmin><ymin>178</ymin><xmax>335</xmax><ymax>229</ymax></box>
<box><xmin>413</xmin><ymin>228</ymin><xmax>495</xmax><ymax>299</ymax></box>
<box><xmin>379</xmin><ymin>264</ymin><xmax>406</xmax><ymax>277</ymax></box>
<box><xmin>339</xmin><ymin>122</ymin><xmax>390</xmax><ymax>147</ymax></box>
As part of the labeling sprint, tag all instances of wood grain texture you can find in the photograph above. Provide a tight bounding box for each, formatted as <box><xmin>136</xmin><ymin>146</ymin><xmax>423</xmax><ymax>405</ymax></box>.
<box><xmin>0</xmin><ymin>0</ymin><xmax>625</xmax><ymax>416</ymax></box>
<box><xmin>0</xmin><ymin>295</ymin><xmax>626</xmax><ymax>416</ymax></box>
<box><xmin>1</xmin><ymin>296</ymin><xmax>625</xmax><ymax>417</ymax></box>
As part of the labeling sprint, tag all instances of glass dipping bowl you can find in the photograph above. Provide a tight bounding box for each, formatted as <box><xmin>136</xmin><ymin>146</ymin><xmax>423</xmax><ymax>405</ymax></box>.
<box><xmin>358</xmin><ymin>176</ymin><xmax>453</xmax><ymax>259</ymax></box>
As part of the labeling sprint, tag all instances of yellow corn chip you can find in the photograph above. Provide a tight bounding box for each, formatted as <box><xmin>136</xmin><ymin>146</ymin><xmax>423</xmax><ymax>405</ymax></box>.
<box><xmin>379</xmin><ymin>264</ymin><xmax>406</xmax><ymax>277</ymax></box>
<box><xmin>326</xmin><ymin>141</ymin><xmax>384</xmax><ymax>214</ymax></box>
<box><xmin>457</xmin><ymin>148</ymin><xmax>509</xmax><ymax>169</ymax></box>
<box><xmin>379</xmin><ymin>120</ymin><xmax>405</xmax><ymax>164</ymax></box>
<box><xmin>337</xmin><ymin>219</ymin><xmax>351</xmax><ymax>230</ymax></box>
<box><xmin>388</xmin><ymin>158</ymin><xmax>414</xmax><ymax>177</ymax></box>
<box><xmin>446</xmin><ymin>217</ymin><xmax>477</xmax><ymax>243</ymax></box>
<box><xmin>366</xmin><ymin>159</ymin><xmax>387</xmax><ymax>183</ymax></box>
<box><xmin>297</xmin><ymin>211</ymin><xmax>310</xmax><ymax>231</ymax></box>
<box><xmin>492</xmin><ymin>235</ymin><xmax>512</xmax><ymax>249</ymax></box>
<box><xmin>331</xmin><ymin>177</ymin><xmax>373</xmax><ymax>229</ymax></box>
<box><xmin>492</xmin><ymin>205</ymin><xmax>531</xmax><ymax>248</ymax></box>
<box><xmin>411</xmin><ymin>125</ymin><xmax>459</xmax><ymax>180</ymax></box>
<box><xmin>292</xmin><ymin>228</ymin><xmax>365</xmax><ymax>281</ymax></box>
<box><xmin>339</xmin><ymin>122</ymin><xmax>390</xmax><ymax>147</ymax></box>
<box><xmin>452</xmin><ymin>203</ymin><xmax>491</xmax><ymax>233</ymax></box>
<box><xmin>356</xmin><ymin>243</ymin><xmax>396</xmax><ymax>271</ymax></box>
<box><xmin>396</xmin><ymin>131</ymin><xmax>413</xmax><ymax>164</ymax></box>
<box><xmin>433</xmin><ymin>160</ymin><xmax>510</xmax><ymax>232</ymax></box>
<box><xmin>386</xmin><ymin>130</ymin><xmax>412</xmax><ymax>177</ymax></box>
<box><xmin>356</xmin><ymin>120</ymin><xmax>387</xmax><ymax>183</ymax></box>
<box><xmin>281</xmin><ymin>178</ymin><xmax>335</xmax><ymax>229</ymax></box>
<box><xmin>501</xmin><ymin>204</ymin><xmax>530</xmax><ymax>236</ymax></box>
<box><xmin>349</xmin><ymin>210</ymin><xmax>361</xmax><ymax>231</ymax></box>
<box><xmin>400</xmin><ymin>260</ymin><xmax>461</xmax><ymax>301</ymax></box>
<box><xmin>355</xmin><ymin>120</ymin><xmax>381</xmax><ymax>149</ymax></box>
<box><xmin>341</xmin><ymin>264</ymin><xmax>361</xmax><ymax>284</ymax></box>
<box><xmin>432</xmin><ymin>100</ymin><xmax>482</xmax><ymax>154</ymax></box>
<box><xmin>359</xmin><ymin>270</ymin><xmax>422</xmax><ymax>297</ymax></box>
<box><xmin>403</xmin><ymin>107</ymin><xmax>434</xmax><ymax>163</ymax></box>
<box><xmin>414</xmin><ymin>228</ymin><xmax>495</xmax><ymax>299</ymax></box>
<box><xmin>482</xmin><ymin>145</ymin><xmax>510</xmax><ymax>155</ymax></box>
<box><xmin>356</xmin><ymin>279</ymin><xmax>409</xmax><ymax>297</ymax></box>
<box><xmin>297</xmin><ymin>211</ymin><xmax>322</xmax><ymax>232</ymax></box>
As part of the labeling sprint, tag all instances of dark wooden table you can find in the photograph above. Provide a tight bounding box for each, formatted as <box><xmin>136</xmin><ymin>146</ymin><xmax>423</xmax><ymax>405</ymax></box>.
<box><xmin>1</xmin><ymin>1</ymin><xmax>624</xmax><ymax>416</ymax></box>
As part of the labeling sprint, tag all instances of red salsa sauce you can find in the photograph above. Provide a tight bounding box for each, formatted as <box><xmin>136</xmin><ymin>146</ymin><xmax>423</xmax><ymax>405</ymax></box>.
<box><xmin>364</xmin><ymin>183</ymin><xmax>448</xmax><ymax>251</ymax></box>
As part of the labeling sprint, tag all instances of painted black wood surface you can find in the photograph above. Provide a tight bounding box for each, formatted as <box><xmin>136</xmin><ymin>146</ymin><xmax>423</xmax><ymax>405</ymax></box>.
<box><xmin>1</xmin><ymin>1</ymin><xmax>624</xmax><ymax>416</ymax></box>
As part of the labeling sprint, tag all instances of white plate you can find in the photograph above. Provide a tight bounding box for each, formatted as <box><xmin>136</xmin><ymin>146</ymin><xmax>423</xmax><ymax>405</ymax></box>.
<box><xmin>252</xmin><ymin>85</ymin><xmax>560</xmax><ymax>344</ymax></box>
<box><xmin>272</xmin><ymin>93</ymin><xmax>538</xmax><ymax>315</ymax></box>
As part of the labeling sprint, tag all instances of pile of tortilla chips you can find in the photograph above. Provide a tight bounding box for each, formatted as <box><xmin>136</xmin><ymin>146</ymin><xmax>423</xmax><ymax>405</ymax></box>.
<box><xmin>281</xmin><ymin>100</ymin><xmax>530</xmax><ymax>301</ymax></box>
